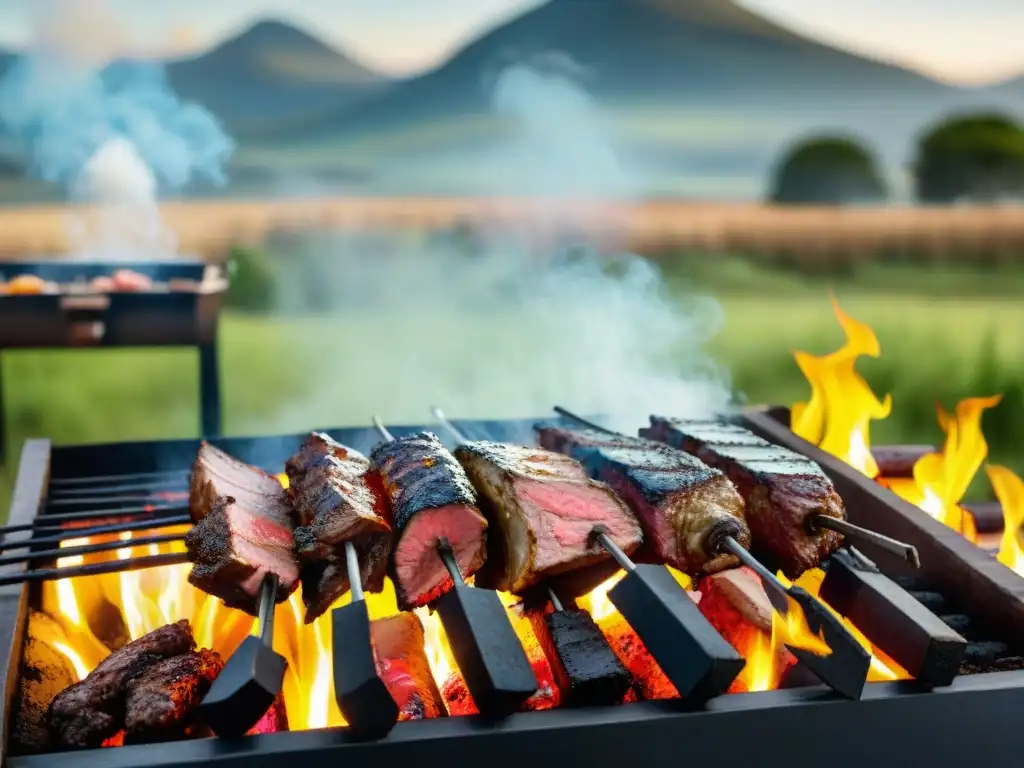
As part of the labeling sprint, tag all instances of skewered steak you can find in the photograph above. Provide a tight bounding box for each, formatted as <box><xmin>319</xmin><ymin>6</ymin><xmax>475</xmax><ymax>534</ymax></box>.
<box><xmin>123</xmin><ymin>649</ymin><xmax>224</xmax><ymax>742</ymax></box>
<box><xmin>48</xmin><ymin>621</ymin><xmax>195</xmax><ymax>749</ymax></box>
<box><xmin>642</xmin><ymin>417</ymin><xmax>844</xmax><ymax>577</ymax></box>
<box><xmin>186</xmin><ymin>442</ymin><xmax>300</xmax><ymax>615</ymax></box>
<box><xmin>370</xmin><ymin>432</ymin><xmax>488</xmax><ymax>609</ymax></box>
<box><xmin>286</xmin><ymin>433</ymin><xmax>393</xmax><ymax>621</ymax></box>
<box><xmin>536</xmin><ymin>424</ymin><xmax>749</xmax><ymax>577</ymax></box>
<box><xmin>453</xmin><ymin>441</ymin><xmax>643</xmax><ymax>593</ymax></box>
<box><xmin>371</xmin><ymin>613</ymin><xmax>446</xmax><ymax>721</ymax></box>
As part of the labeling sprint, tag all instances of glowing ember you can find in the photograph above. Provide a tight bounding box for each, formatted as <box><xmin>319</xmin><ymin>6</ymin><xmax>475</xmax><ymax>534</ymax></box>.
<box><xmin>985</xmin><ymin>465</ymin><xmax>1024</xmax><ymax>577</ymax></box>
<box><xmin>883</xmin><ymin>396</ymin><xmax>1001</xmax><ymax>542</ymax></box>
<box><xmin>791</xmin><ymin>295</ymin><xmax>892</xmax><ymax>478</ymax></box>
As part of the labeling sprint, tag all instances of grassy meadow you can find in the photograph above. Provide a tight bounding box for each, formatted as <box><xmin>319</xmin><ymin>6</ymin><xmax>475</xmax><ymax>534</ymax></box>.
<box><xmin>1</xmin><ymin>253</ymin><xmax>1022</xmax><ymax>517</ymax></box>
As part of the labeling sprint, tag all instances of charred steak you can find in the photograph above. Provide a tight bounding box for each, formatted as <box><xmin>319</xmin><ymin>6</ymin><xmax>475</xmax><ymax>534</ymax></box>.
<box><xmin>123</xmin><ymin>648</ymin><xmax>224</xmax><ymax>742</ymax></box>
<box><xmin>48</xmin><ymin>620</ymin><xmax>195</xmax><ymax>749</ymax></box>
<box><xmin>535</xmin><ymin>424</ymin><xmax>748</xmax><ymax>576</ymax></box>
<box><xmin>370</xmin><ymin>432</ymin><xmax>488</xmax><ymax>610</ymax></box>
<box><xmin>186</xmin><ymin>442</ymin><xmax>300</xmax><ymax>615</ymax></box>
<box><xmin>454</xmin><ymin>441</ymin><xmax>643</xmax><ymax>593</ymax></box>
<box><xmin>642</xmin><ymin>417</ymin><xmax>844</xmax><ymax>577</ymax></box>
<box><xmin>286</xmin><ymin>433</ymin><xmax>393</xmax><ymax>622</ymax></box>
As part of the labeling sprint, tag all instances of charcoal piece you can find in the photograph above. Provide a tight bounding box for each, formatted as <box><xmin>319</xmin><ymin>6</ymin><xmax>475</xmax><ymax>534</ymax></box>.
<box><xmin>962</xmin><ymin>641</ymin><xmax>1010</xmax><ymax>665</ymax></box>
<box><xmin>609</xmin><ymin>564</ymin><xmax>744</xmax><ymax>703</ymax></box>
<box><xmin>370</xmin><ymin>612</ymin><xmax>446</xmax><ymax>722</ymax></box>
<box><xmin>332</xmin><ymin>601</ymin><xmax>399</xmax><ymax>737</ymax></box>
<box><xmin>938</xmin><ymin>614</ymin><xmax>974</xmax><ymax>637</ymax></box>
<box><xmin>47</xmin><ymin>620</ymin><xmax>195</xmax><ymax>749</ymax></box>
<box><xmin>530</xmin><ymin>608</ymin><xmax>631</xmax><ymax>707</ymax></box>
<box><xmin>959</xmin><ymin>655</ymin><xmax>1024</xmax><ymax>675</ymax></box>
<box><xmin>911</xmin><ymin>591</ymin><xmax>952</xmax><ymax>614</ymax></box>
<box><xmin>10</xmin><ymin>611</ymin><xmax>77</xmax><ymax>755</ymax></box>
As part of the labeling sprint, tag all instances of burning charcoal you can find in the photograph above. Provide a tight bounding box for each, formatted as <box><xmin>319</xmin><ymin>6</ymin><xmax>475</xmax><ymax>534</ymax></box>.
<box><xmin>370</xmin><ymin>432</ymin><xmax>488</xmax><ymax>610</ymax></box>
<box><xmin>529</xmin><ymin>607</ymin><xmax>631</xmax><ymax>707</ymax></box>
<box><xmin>10</xmin><ymin>611</ymin><xmax>77</xmax><ymax>755</ymax></box>
<box><xmin>642</xmin><ymin>417</ymin><xmax>844</xmax><ymax>578</ymax></box>
<box><xmin>370</xmin><ymin>613</ymin><xmax>446</xmax><ymax>721</ymax></box>
<box><xmin>247</xmin><ymin>693</ymin><xmax>289</xmax><ymax>734</ymax></box>
<box><xmin>600</xmin><ymin>617</ymin><xmax>678</xmax><ymax>701</ymax></box>
<box><xmin>454</xmin><ymin>441</ymin><xmax>643</xmax><ymax>593</ymax></box>
<box><xmin>186</xmin><ymin>442</ymin><xmax>300</xmax><ymax>615</ymax></box>
<box><xmin>123</xmin><ymin>649</ymin><xmax>224</xmax><ymax>743</ymax></box>
<box><xmin>535</xmin><ymin>424</ymin><xmax>748</xmax><ymax>576</ymax></box>
<box><xmin>48</xmin><ymin>620</ymin><xmax>195</xmax><ymax>749</ymax></box>
<box><xmin>698</xmin><ymin>568</ymin><xmax>773</xmax><ymax>692</ymax></box>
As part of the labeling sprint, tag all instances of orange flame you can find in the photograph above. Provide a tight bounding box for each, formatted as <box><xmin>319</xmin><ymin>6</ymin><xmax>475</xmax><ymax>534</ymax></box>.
<box><xmin>883</xmin><ymin>396</ymin><xmax>1001</xmax><ymax>542</ymax></box>
<box><xmin>985</xmin><ymin>465</ymin><xmax>1024</xmax><ymax>577</ymax></box>
<box><xmin>791</xmin><ymin>295</ymin><xmax>892</xmax><ymax>478</ymax></box>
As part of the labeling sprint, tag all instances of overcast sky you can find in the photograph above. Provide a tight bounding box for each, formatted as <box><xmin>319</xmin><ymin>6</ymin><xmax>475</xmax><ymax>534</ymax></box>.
<box><xmin>0</xmin><ymin>0</ymin><xmax>1021</xmax><ymax>84</ymax></box>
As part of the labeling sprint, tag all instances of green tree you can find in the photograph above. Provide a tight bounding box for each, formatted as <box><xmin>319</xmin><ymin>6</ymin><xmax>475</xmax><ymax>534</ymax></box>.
<box><xmin>913</xmin><ymin>113</ymin><xmax>1024</xmax><ymax>203</ymax></box>
<box><xmin>769</xmin><ymin>136</ymin><xmax>887</xmax><ymax>205</ymax></box>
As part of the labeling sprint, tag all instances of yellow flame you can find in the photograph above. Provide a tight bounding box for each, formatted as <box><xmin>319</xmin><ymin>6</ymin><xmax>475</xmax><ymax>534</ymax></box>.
<box><xmin>887</xmin><ymin>396</ymin><xmax>1001</xmax><ymax>541</ymax></box>
<box><xmin>986</xmin><ymin>465</ymin><xmax>1024</xmax><ymax>576</ymax></box>
<box><xmin>791</xmin><ymin>295</ymin><xmax>892</xmax><ymax>478</ymax></box>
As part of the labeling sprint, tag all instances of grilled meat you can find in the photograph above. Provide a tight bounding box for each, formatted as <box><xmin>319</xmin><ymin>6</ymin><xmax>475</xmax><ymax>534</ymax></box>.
<box><xmin>536</xmin><ymin>424</ymin><xmax>748</xmax><ymax>576</ymax></box>
<box><xmin>286</xmin><ymin>433</ymin><xmax>393</xmax><ymax>621</ymax></box>
<box><xmin>371</xmin><ymin>613</ymin><xmax>446</xmax><ymax>721</ymax></box>
<box><xmin>284</xmin><ymin>432</ymin><xmax>357</xmax><ymax>478</ymax></box>
<box><xmin>453</xmin><ymin>441</ymin><xmax>643</xmax><ymax>593</ymax></box>
<box><xmin>370</xmin><ymin>432</ymin><xmax>488</xmax><ymax>609</ymax></box>
<box><xmin>186</xmin><ymin>442</ymin><xmax>299</xmax><ymax>615</ymax></box>
<box><xmin>642</xmin><ymin>417</ymin><xmax>844</xmax><ymax>577</ymax></box>
<box><xmin>299</xmin><ymin>534</ymin><xmax>392</xmax><ymax>622</ymax></box>
<box><xmin>48</xmin><ymin>621</ymin><xmax>195</xmax><ymax>749</ymax></box>
<box><xmin>123</xmin><ymin>649</ymin><xmax>223</xmax><ymax>742</ymax></box>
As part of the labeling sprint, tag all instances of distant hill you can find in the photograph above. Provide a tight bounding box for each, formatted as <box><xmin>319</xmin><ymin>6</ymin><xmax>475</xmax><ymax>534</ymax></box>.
<box><xmin>261</xmin><ymin>0</ymin><xmax>956</xmax><ymax>147</ymax></box>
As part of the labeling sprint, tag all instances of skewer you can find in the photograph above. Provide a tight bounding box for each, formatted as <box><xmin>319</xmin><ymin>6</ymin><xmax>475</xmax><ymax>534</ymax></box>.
<box><xmin>198</xmin><ymin>574</ymin><xmax>287</xmax><ymax>738</ymax></box>
<box><xmin>553</xmin><ymin>406</ymin><xmax>872</xmax><ymax>700</ymax></box>
<box><xmin>550</xmin><ymin>407</ymin><xmax>920</xmax><ymax>568</ymax></box>
<box><xmin>429</xmin><ymin>407</ymin><xmax>646</xmax><ymax>707</ymax></box>
<box><xmin>0</xmin><ymin>504</ymin><xmax>182</xmax><ymax>536</ymax></box>
<box><xmin>374</xmin><ymin>414</ymin><xmax>539</xmax><ymax>716</ymax></box>
<box><xmin>331</xmin><ymin>540</ymin><xmax>401</xmax><ymax>737</ymax></box>
<box><xmin>0</xmin><ymin>552</ymin><xmax>188</xmax><ymax>586</ymax></box>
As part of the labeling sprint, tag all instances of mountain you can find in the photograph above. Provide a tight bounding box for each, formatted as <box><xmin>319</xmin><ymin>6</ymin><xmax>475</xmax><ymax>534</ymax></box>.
<box><xmin>261</xmin><ymin>0</ymin><xmax>956</xmax><ymax>148</ymax></box>
<box><xmin>165</xmin><ymin>19</ymin><xmax>391</xmax><ymax>136</ymax></box>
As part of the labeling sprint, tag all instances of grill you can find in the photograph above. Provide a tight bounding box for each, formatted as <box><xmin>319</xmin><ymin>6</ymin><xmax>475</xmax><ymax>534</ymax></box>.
<box><xmin>1</xmin><ymin>411</ymin><xmax>1023</xmax><ymax>768</ymax></box>
<box><xmin>0</xmin><ymin>260</ymin><xmax>228</xmax><ymax>460</ymax></box>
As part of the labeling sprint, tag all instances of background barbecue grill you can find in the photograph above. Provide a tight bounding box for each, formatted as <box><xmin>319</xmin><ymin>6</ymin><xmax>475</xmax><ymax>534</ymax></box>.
<box><xmin>0</xmin><ymin>260</ymin><xmax>228</xmax><ymax>461</ymax></box>
<box><xmin>1</xmin><ymin>412</ymin><xmax>1023</xmax><ymax>768</ymax></box>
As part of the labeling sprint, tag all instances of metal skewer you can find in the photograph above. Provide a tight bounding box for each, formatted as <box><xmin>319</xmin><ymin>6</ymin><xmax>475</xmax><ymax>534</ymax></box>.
<box><xmin>198</xmin><ymin>574</ymin><xmax>287</xmax><ymax>738</ymax></box>
<box><xmin>811</xmin><ymin>516</ymin><xmax>920</xmax><ymax>569</ymax></box>
<box><xmin>375</xmin><ymin>414</ymin><xmax>538</xmax><ymax>716</ymax></box>
<box><xmin>553</xmin><ymin>406</ymin><xmax>873</xmax><ymax>700</ymax></box>
<box><xmin>330</xmin><ymin>538</ymin><xmax>400</xmax><ymax>738</ymax></box>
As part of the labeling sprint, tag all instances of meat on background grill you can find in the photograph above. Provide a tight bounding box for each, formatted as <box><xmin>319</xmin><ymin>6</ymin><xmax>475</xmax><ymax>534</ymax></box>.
<box><xmin>370</xmin><ymin>613</ymin><xmax>446</xmax><ymax>721</ymax></box>
<box><xmin>286</xmin><ymin>433</ymin><xmax>393</xmax><ymax>621</ymax></box>
<box><xmin>370</xmin><ymin>432</ymin><xmax>488</xmax><ymax>610</ymax></box>
<box><xmin>454</xmin><ymin>441</ymin><xmax>643</xmax><ymax>593</ymax></box>
<box><xmin>642</xmin><ymin>418</ymin><xmax>844</xmax><ymax>578</ymax></box>
<box><xmin>186</xmin><ymin>442</ymin><xmax>300</xmax><ymax>615</ymax></box>
<box><xmin>123</xmin><ymin>648</ymin><xmax>223</xmax><ymax>743</ymax></box>
<box><xmin>535</xmin><ymin>425</ymin><xmax>749</xmax><ymax>577</ymax></box>
<box><xmin>47</xmin><ymin>620</ymin><xmax>196</xmax><ymax>749</ymax></box>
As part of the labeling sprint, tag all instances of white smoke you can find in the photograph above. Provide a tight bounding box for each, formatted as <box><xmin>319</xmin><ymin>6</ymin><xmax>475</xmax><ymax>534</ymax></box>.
<box><xmin>0</xmin><ymin>0</ymin><xmax>233</xmax><ymax>260</ymax></box>
<box><xmin>252</xmin><ymin>61</ymin><xmax>732</xmax><ymax>434</ymax></box>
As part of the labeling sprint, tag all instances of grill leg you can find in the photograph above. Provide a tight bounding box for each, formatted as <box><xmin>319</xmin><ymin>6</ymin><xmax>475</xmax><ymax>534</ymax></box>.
<box><xmin>198</xmin><ymin>339</ymin><xmax>221</xmax><ymax>438</ymax></box>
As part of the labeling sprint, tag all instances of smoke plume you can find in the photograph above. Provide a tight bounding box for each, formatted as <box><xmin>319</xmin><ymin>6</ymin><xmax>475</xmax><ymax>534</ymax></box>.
<box><xmin>257</xmin><ymin>61</ymin><xmax>732</xmax><ymax>434</ymax></box>
<box><xmin>0</xmin><ymin>0</ymin><xmax>233</xmax><ymax>259</ymax></box>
